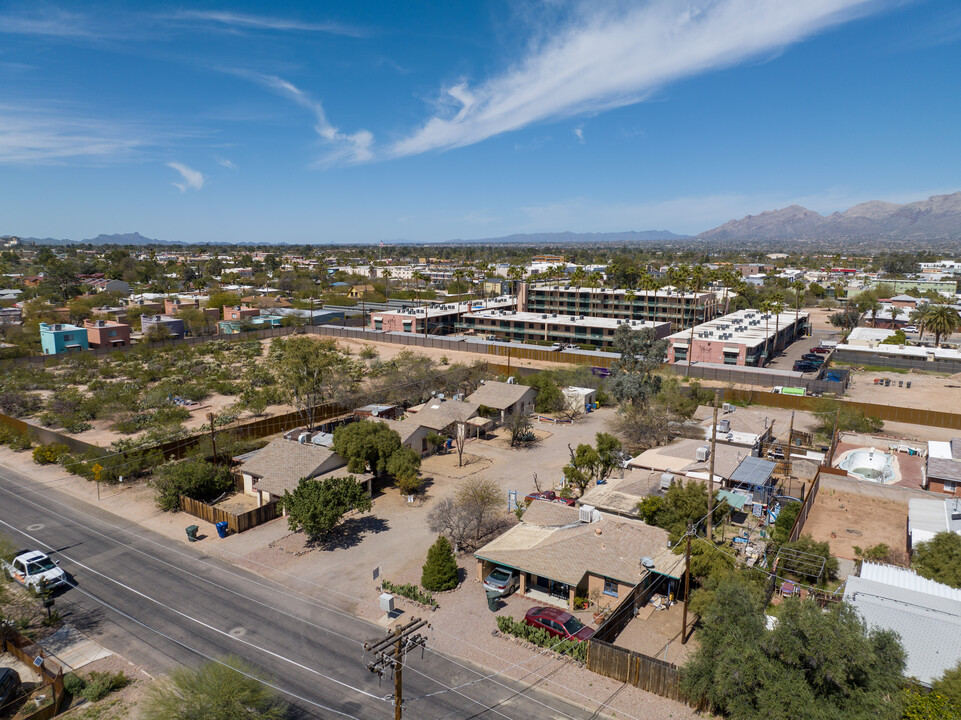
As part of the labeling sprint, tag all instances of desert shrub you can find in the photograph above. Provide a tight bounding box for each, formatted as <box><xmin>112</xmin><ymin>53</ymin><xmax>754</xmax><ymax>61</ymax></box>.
<box><xmin>0</xmin><ymin>391</ymin><xmax>42</xmax><ymax>417</ymax></box>
<box><xmin>80</xmin><ymin>670</ymin><xmax>130</xmax><ymax>701</ymax></box>
<box><xmin>380</xmin><ymin>579</ymin><xmax>438</xmax><ymax>609</ymax></box>
<box><xmin>153</xmin><ymin>458</ymin><xmax>234</xmax><ymax>511</ymax></box>
<box><xmin>32</xmin><ymin>443</ymin><xmax>71</xmax><ymax>465</ymax></box>
<box><xmin>63</xmin><ymin>672</ymin><xmax>86</xmax><ymax>696</ymax></box>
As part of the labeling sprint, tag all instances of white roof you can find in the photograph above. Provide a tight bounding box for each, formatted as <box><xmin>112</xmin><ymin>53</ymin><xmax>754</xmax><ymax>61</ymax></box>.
<box><xmin>466</xmin><ymin>309</ymin><xmax>668</xmax><ymax>331</ymax></box>
<box><xmin>909</xmin><ymin>498</ymin><xmax>951</xmax><ymax>537</ymax></box>
<box><xmin>667</xmin><ymin>308</ymin><xmax>807</xmax><ymax>350</ymax></box>
<box><xmin>929</xmin><ymin>441</ymin><xmax>954</xmax><ymax>460</ymax></box>
<box><xmin>860</xmin><ymin>562</ymin><xmax>961</xmax><ymax>602</ymax></box>
<box><xmin>846</xmin><ymin>327</ymin><xmax>897</xmax><ymax>344</ymax></box>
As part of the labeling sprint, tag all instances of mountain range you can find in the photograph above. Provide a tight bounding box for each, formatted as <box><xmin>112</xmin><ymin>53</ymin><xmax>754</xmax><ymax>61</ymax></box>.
<box><xmin>12</xmin><ymin>191</ymin><xmax>961</xmax><ymax>245</ymax></box>
<box><xmin>698</xmin><ymin>192</ymin><xmax>961</xmax><ymax>241</ymax></box>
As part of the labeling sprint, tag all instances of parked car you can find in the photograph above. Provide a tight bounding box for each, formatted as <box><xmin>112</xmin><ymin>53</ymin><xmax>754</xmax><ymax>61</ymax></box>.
<box><xmin>524</xmin><ymin>491</ymin><xmax>576</xmax><ymax>507</ymax></box>
<box><xmin>524</xmin><ymin>606</ymin><xmax>595</xmax><ymax>641</ymax></box>
<box><xmin>483</xmin><ymin>567</ymin><xmax>519</xmax><ymax>597</ymax></box>
<box><xmin>1</xmin><ymin>550</ymin><xmax>67</xmax><ymax>592</ymax></box>
<box><xmin>903</xmin><ymin>325</ymin><xmax>918</xmax><ymax>333</ymax></box>
<box><xmin>0</xmin><ymin>668</ymin><xmax>21</xmax><ymax>711</ymax></box>
<box><xmin>800</xmin><ymin>354</ymin><xmax>825</xmax><ymax>364</ymax></box>
<box><xmin>793</xmin><ymin>362</ymin><xmax>821</xmax><ymax>373</ymax></box>
<box><xmin>810</xmin><ymin>346</ymin><xmax>832</xmax><ymax>354</ymax></box>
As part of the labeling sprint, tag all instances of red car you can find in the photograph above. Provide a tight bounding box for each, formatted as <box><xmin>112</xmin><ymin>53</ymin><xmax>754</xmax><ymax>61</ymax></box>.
<box><xmin>524</xmin><ymin>491</ymin><xmax>575</xmax><ymax>507</ymax></box>
<box><xmin>524</xmin><ymin>606</ymin><xmax>595</xmax><ymax>641</ymax></box>
<box><xmin>810</xmin><ymin>346</ymin><xmax>832</xmax><ymax>354</ymax></box>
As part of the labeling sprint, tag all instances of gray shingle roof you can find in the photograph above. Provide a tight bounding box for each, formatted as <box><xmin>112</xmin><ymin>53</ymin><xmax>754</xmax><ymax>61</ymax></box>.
<box><xmin>241</xmin><ymin>439</ymin><xmax>344</xmax><ymax>497</ymax></box>
<box><xmin>409</xmin><ymin>399</ymin><xmax>479</xmax><ymax>432</ymax></box>
<box><xmin>475</xmin><ymin>512</ymin><xmax>667</xmax><ymax>587</ymax></box>
<box><xmin>466</xmin><ymin>381</ymin><xmax>536</xmax><ymax>410</ymax></box>
<box><xmin>926</xmin><ymin>457</ymin><xmax>961</xmax><ymax>483</ymax></box>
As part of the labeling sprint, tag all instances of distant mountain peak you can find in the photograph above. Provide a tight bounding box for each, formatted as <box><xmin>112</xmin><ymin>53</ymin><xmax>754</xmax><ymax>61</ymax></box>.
<box><xmin>699</xmin><ymin>191</ymin><xmax>961</xmax><ymax>241</ymax></box>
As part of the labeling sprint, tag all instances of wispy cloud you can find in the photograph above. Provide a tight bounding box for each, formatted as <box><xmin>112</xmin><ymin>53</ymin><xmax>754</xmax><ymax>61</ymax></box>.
<box><xmin>0</xmin><ymin>104</ymin><xmax>145</xmax><ymax>163</ymax></box>
<box><xmin>0</xmin><ymin>7</ymin><xmax>99</xmax><ymax>38</ymax></box>
<box><xmin>167</xmin><ymin>162</ymin><xmax>205</xmax><ymax>192</ymax></box>
<box><xmin>169</xmin><ymin>10</ymin><xmax>367</xmax><ymax>37</ymax></box>
<box><xmin>573</xmin><ymin>127</ymin><xmax>585</xmax><ymax>144</ymax></box>
<box><xmin>232</xmin><ymin>71</ymin><xmax>374</xmax><ymax>165</ymax></box>
<box><xmin>388</xmin><ymin>0</ymin><xmax>881</xmax><ymax>157</ymax></box>
<box><xmin>216</xmin><ymin>157</ymin><xmax>236</xmax><ymax>170</ymax></box>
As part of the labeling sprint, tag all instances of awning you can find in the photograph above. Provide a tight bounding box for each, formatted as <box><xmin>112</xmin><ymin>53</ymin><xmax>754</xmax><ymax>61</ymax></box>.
<box><xmin>723</xmin><ymin>347</ymin><xmax>740</xmax><ymax>353</ymax></box>
<box><xmin>672</xmin><ymin>342</ymin><xmax>689</xmax><ymax>349</ymax></box>
<box><xmin>717</xmin><ymin>489</ymin><xmax>748</xmax><ymax>511</ymax></box>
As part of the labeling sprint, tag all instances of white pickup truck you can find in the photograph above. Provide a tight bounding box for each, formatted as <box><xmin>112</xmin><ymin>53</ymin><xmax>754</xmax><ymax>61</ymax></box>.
<box><xmin>2</xmin><ymin>550</ymin><xmax>67</xmax><ymax>591</ymax></box>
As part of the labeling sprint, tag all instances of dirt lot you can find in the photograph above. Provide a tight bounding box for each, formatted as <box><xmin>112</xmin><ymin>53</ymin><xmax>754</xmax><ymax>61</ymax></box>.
<box><xmin>803</xmin><ymin>487</ymin><xmax>908</xmax><ymax>559</ymax></box>
<box><xmin>845</xmin><ymin>367</ymin><xmax>961</xmax><ymax>413</ymax></box>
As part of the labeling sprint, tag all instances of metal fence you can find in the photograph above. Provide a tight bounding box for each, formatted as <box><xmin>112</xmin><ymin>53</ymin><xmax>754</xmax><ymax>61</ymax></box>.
<box><xmin>834</xmin><ymin>347</ymin><xmax>961</xmax><ymax>374</ymax></box>
<box><xmin>0</xmin><ymin>412</ymin><xmax>105</xmax><ymax>457</ymax></box>
<box><xmin>667</xmin><ymin>363</ymin><xmax>848</xmax><ymax>395</ymax></box>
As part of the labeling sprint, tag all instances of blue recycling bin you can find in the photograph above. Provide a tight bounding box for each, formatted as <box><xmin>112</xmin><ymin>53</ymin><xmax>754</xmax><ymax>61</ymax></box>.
<box><xmin>446</xmin><ymin>438</ymin><xmax>453</xmax><ymax>450</ymax></box>
<box><xmin>215</xmin><ymin>521</ymin><xmax>229</xmax><ymax>538</ymax></box>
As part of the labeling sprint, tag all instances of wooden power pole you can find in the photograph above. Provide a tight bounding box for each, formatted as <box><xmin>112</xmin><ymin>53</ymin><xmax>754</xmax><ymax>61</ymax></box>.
<box><xmin>682</xmin><ymin>526</ymin><xmax>692</xmax><ymax>645</ymax></box>
<box><xmin>707</xmin><ymin>394</ymin><xmax>719</xmax><ymax>542</ymax></box>
<box><xmin>785</xmin><ymin>410</ymin><xmax>795</xmax><ymax>480</ymax></box>
<box><xmin>208</xmin><ymin>412</ymin><xmax>218</xmax><ymax>464</ymax></box>
<box><xmin>365</xmin><ymin>618</ymin><xmax>429</xmax><ymax>719</ymax></box>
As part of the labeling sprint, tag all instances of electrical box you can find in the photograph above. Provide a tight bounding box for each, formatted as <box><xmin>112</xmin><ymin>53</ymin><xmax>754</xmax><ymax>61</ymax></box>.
<box><xmin>379</xmin><ymin>593</ymin><xmax>395</xmax><ymax>614</ymax></box>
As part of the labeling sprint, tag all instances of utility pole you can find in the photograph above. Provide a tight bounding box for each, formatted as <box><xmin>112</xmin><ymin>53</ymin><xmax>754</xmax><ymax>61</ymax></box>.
<box><xmin>707</xmin><ymin>394</ymin><xmax>719</xmax><ymax>542</ymax></box>
<box><xmin>208</xmin><ymin>412</ymin><xmax>218</xmax><ymax>465</ymax></box>
<box><xmin>785</xmin><ymin>410</ymin><xmax>795</xmax><ymax>481</ymax></box>
<box><xmin>828</xmin><ymin>408</ymin><xmax>840</xmax><ymax>465</ymax></box>
<box><xmin>365</xmin><ymin>618</ymin><xmax>429</xmax><ymax>720</ymax></box>
<box><xmin>681</xmin><ymin>526</ymin><xmax>692</xmax><ymax>645</ymax></box>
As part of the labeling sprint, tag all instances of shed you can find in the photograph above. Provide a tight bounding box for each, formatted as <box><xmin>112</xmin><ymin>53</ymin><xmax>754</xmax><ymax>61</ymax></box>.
<box><xmin>727</xmin><ymin>456</ymin><xmax>777</xmax><ymax>502</ymax></box>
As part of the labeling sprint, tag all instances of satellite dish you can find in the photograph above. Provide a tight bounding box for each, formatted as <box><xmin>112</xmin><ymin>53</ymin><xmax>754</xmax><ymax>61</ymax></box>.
<box><xmin>641</xmin><ymin>556</ymin><xmax>655</xmax><ymax>569</ymax></box>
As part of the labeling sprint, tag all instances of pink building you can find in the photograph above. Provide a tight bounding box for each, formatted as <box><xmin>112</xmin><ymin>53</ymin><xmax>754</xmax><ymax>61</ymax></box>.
<box><xmin>667</xmin><ymin>309</ymin><xmax>809</xmax><ymax>367</ymax></box>
<box><xmin>223</xmin><ymin>305</ymin><xmax>260</xmax><ymax>321</ymax></box>
<box><xmin>84</xmin><ymin>319</ymin><xmax>131</xmax><ymax>348</ymax></box>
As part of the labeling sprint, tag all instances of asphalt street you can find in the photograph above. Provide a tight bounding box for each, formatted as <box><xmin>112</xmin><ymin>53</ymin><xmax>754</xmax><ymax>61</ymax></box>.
<box><xmin>0</xmin><ymin>464</ymin><xmax>613</xmax><ymax>720</ymax></box>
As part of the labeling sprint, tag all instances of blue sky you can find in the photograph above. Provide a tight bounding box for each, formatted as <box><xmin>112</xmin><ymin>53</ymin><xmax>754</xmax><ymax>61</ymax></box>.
<box><xmin>1</xmin><ymin>1</ymin><xmax>959</xmax><ymax>244</ymax></box>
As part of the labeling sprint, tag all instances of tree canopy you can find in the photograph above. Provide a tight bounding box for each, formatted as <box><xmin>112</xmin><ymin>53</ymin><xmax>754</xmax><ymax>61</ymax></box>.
<box><xmin>682</xmin><ymin>580</ymin><xmax>906</xmax><ymax>720</ymax></box>
<box><xmin>281</xmin><ymin>475</ymin><xmax>372</xmax><ymax>540</ymax></box>
<box><xmin>912</xmin><ymin>531</ymin><xmax>961</xmax><ymax>589</ymax></box>
<box><xmin>562</xmin><ymin>432</ymin><xmax>622</xmax><ymax>497</ymax></box>
<box><xmin>332</xmin><ymin>420</ymin><xmax>421</xmax><ymax>482</ymax></box>
<box><xmin>607</xmin><ymin>325</ymin><xmax>667</xmax><ymax>405</ymax></box>
<box><xmin>269</xmin><ymin>336</ymin><xmax>358</xmax><ymax>430</ymax></box>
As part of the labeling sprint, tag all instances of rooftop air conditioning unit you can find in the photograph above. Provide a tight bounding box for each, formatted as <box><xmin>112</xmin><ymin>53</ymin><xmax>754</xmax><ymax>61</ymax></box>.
<box><xmin>718</xmin><ymin>418</ymin><xmax>731</xmax><ymax>433</ymax></box>
<box><xmin>722</xmin><ymin>402</ymin><xmax>732</xmax><ymax>413</ymax></box>
<box><xmin>297</xmin><ymin>432</ymin><xmax>311</xmax><ymax>444</ymax></box>
<box><xmin>696</xmin><ymin>445</ymin><xmax>710</xmax><ymax>462</ymax></box>
<box><xmin>578</xmin><ymin>504</ymin><xmax>596</xmax><ymax>523</ymax></box>
<box><xmin>660</xmin><ymin>472</ymin><xmax>674</xmax><ymax>490</ymax></box>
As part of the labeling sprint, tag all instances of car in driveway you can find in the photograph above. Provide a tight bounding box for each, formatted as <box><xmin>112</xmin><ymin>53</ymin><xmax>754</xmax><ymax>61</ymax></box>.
<box><xmin>810</xmin><ymin>346</ymin><xmax>832</xmax><ymax>354</ymax></box>
<box><xmin>0</xmin><ymin>668</ymin><xmax>22</xmax><ymax>712</ymax></box>
<box><xmin>793</xmin><ymin>362</ymin><xmax>821</xmax><ymax>373</ymax></box>
<box><xmin>524</xmin><ymin>606</ymin><xmax>595</xmax><ymax>641</ymax></box>
<box><xmin>524</xmin><ymin>491</ymin><xmax>576</xmax><ymax>507</ymax></box>
<box><xmin>800</xmin><ymin>354</ymin><xmax>825</xmax><ymax>364</ymax></box>
<box><xmin>483</xmin><ymin>567</ymin><xmax>519</xmax><ymax>597</ymax></box>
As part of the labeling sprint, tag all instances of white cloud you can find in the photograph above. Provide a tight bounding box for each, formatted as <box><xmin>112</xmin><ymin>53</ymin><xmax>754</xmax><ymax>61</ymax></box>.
<box><xmin>216</xmin><ymin>157</ymin><xmax>236</xmax><ymax>170</ymax></box>
<box><xmin>167</xmin><ymin>162</ymin><xmax>205</xmax><ymax>192</ymax></box>
<box><xmin>235</xmin><ymin>71</ymin><xmax>374</xmax><ymax>165</ymax></box>
<box><xmin>388</xmin><ymin>0</ymin><xmax>880</xmax><ymax>157</ymax></box>
<box><xmin>573</xmin><ymin>127</ymin><xmax>584</xmax><ymax>143</ymax></box>
<box><xmin>0</xmin><ymin>8</ymin><xmax>99</xmax><ymax>38</ymax></box>
<box><xmin>170</xmin><ymin>10</ymin><xmax>366</xmax><ymax>37</ymax></box>
<box><xmin>0</xmin><ymin>104</ymin><xmax>144</xmax><ymax>163</ymax></box>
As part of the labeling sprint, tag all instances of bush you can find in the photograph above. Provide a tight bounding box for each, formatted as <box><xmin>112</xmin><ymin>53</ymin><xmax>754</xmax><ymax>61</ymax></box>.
<box><xmin>6</xmin><ymin>429</ymin><xmax>32</xmax><ymax>451</ymax></box>
<box><xmin>421</xmin><ymin>536</ymin><xmax>459</xmax><ymax>591</ymax></box>
<box><xmin>381</xmin><ymin>579</ymin><xmax>438</xmax><ymax>609</ymax></box>
<box><xmin>63</xmin><ymin>672</ymin><xmax>86</xmax><ymax>697</ymax></box>
<box><xmin>495</xmin><ymin>615</ymin><xmax>587</xmax><ymax>662</ymax></box>
<box><xmin>0</xmin><ymin>391</ymin><xmax>42</xmax><ymax>417</ymax></box>
<box><xmin>153</xmin><ymin>458</ymin><xmax>234</xmax><ymax>511</ymax></box>
<box><xmin>32</xmin><ymin>443</ymin><xmax>71</xmax><ymax>465</ymax></box>
<box><xmin>80</xmin><ymin>670</ymin><xmax>130</xmax><ymax>701</ymax></box>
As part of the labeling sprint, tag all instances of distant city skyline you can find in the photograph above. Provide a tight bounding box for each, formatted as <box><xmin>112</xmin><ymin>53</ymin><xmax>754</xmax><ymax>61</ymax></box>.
<box><xmin>1</xmin><ymin>1</ymin><xmax>959</xmax><ymax>244</ymax></box>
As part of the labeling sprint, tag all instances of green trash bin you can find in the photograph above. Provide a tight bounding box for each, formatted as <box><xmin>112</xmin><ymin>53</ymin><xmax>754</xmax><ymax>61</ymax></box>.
<box><xmin>186</xmin><ymin>525</ymin><xmax>199</xmax><ymax>542</ymax></box>
<box><xmin>486</xmin><ymin>590</ymin><xmax>500</xmax><ymax>612</ymax></box>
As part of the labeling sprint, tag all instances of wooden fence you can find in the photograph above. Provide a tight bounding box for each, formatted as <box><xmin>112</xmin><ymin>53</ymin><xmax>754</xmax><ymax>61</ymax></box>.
<box><xmin>3</xmin><ymin>630</ymin><xmax>65</xmax><ymax>720</ymax></box>
<box><xmin>787</xmin><ymin>468</ymin><xmax>822</xmax><ymax>543</ymax></box>
<box><xmin>179</xmin><ymin>495</ymin><xmax>280</xmax><ymax>533</ymax></box>
<box><xmin>587</xmin><ymin>640</ymin><xmax>697</xmax><ymax>705</ymax></box>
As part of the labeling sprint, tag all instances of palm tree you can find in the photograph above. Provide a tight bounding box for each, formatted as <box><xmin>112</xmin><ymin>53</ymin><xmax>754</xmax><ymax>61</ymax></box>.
<box><xmin>758</xmin><ymin>298</ymin><xmax>773</xmax><ymax>364</ymax></box>
<box><xmin>887</xmin><ymin>304</ymin><xmax>899</xmax><ymax>329</ymax></box>
<box><xmin>625</xmin><ymin>289</ymin><xmax>637</xmax><ymax>320</ymax></box>
<box><xmin>587</xmin><ymin>270</ymin><xmax>603</xmax><ymax>319</ymax></box>
<box><xmin>909</xmin><ymin>304</ymin><xmax>929</xmax><ymax>341</ymax></box>
<box><xmin>922</xmin><ymin>304</ymin><xmax>961</xmax><ymax>347</ymax></box>
<box><xmin>791</xmin><ymin>280</ymin><xmax>806</xmax><ymax>325</ymax></box>
<box><xmin>382</xmin><ymin>268</ymin><xmax>392</xmax><ymax>304</ymax></box>
<box><xmin>689</xmin><ymin>265</ymin><xmax>707</xmax><ymax>325</ymax></box>
<box><xmin>770</xmin><ymin>293</ymin><xmax>785</xmax><ymax>353</ymax></box>
<box><xmin>665</xmin><ymin>265</ymin><xmax>689</xmax><ymax>332</ymax></box>
<box><xmin>638</xmin><ymin>272</ymin><xmax>658</xmax><ymax>322</ymax></box>
<box><xmin>869</xmin><ymin>298</ymin><xmax>883</xmax><ymax>328</ymax></box>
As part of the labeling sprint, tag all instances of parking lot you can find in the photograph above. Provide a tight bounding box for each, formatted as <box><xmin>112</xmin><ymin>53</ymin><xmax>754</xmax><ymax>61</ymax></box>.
<box><xmin>764</xmin><ymin>329</ymin><xmax>838</xmax><ymax>375</ymax></box>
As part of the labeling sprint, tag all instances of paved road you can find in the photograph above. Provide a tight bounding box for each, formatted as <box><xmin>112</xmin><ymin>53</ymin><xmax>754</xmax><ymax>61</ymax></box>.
<box><xmin>0</xmin><ymin>464</ymin><xmax>609</xmax><ymax>720</ymax></box>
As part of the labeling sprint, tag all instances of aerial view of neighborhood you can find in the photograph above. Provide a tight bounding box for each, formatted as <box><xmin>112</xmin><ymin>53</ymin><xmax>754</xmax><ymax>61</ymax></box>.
<box><xmin>2</xmin><ymin>2</ymin><xmax>961</xmax><ymax>720</ymax></box>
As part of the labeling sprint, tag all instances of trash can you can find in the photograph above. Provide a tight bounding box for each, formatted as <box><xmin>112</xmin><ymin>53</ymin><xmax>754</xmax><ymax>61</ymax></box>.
<box><xmin>486</xmin><ymin>590</ymin><xmax>500</xmax><ymax>612</ymax></box>
<box><xmin>185</xmin><ymin>525</ymin><xmax>199</xmax><ymax>542</ymax></box>
<box><xmin>215</xmin><ymin>521</ymin><xmax>229</xmax><ymax>538</ymax></box>
<box><xmin>446</xmin><ymin>438</ymin><xmax>453</xmax><ymax>450</ymax></box>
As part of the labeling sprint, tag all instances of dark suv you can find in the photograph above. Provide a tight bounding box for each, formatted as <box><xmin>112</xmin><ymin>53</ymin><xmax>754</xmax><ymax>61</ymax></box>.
<box><xmin>0</xmin><ymin>668</ymin><xmax>22</xmax><ymax>713</ymax></box>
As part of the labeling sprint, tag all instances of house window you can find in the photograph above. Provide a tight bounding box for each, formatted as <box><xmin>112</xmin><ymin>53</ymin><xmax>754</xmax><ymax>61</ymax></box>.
<box><xmin>108</xmin><ymin>330</ymin><xmax>117</xmax><ymax>337</ymax></box>
<box><xmin>374</xmin><ymin>319</ymin><xmax>383</xmax><ymax>330</ymax></box>
<box><xmin>603</xmin><ymin>579</ymin><xmax>618</xmax><ymax>597</ymax></box>
<box><xmin>945</xmin><ymin>480</ymin><xmax>957</xmax><ymax>493</ymax></box>
<box><xmin>674</xmin><ymin>348</ymin><xmax>687</xmax><ymax>362</ymax></box>
<box><xmin>403</xmin><ymin>322</ymin><xmax>412</xmax><ymax>332</ymax></box>
<box><xmin>64</xmin><ymin>334</ymin><xmax>73</xmax><ymax>341</ymax></box>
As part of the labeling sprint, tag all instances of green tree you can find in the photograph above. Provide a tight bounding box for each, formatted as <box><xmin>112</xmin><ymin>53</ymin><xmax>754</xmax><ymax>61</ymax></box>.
<box><xmin>932</xmin><ymin>661</ymin><xmax>961</xmax><ymax>711</ymax></box>
<box><xmin>332</xmin><ymin>420</ymin><xmax>421</xmax><ymax>479</ymax></box>
<box><xmin>153</xmin><ymin>458</ymin><xmax>234</xmax><ymax>511</ymax></box>
<box><xmin>385</xmin><ymin>446</ymin><xmax>422</xmax><ymax>493</ymax></box>
<box><xmin>607</xmin><ymin>325</ymin><xmax>667</xmax><ymax>405</ymax></box>
<box><xmin>139</xmin><ymin>656</ymin><xmax>287</xmax><ymax>720</ymax></box>
<box><xmin>922</xmin><ymin>304</ymin><xmax>961</xmax><ymax>347</ymax></box>
<box><xmin>682</xmin><ymin>581</ymin><xmax>906</xmax><ymax>720</ymax></box>
<box><xmin>270</xmin><ymin>336</ymin><xmax>357</xmax><ymax>430</ymax></box>
<box><xmin>281</xmin><ymin>475</ymin><xmax>372</xmax><ymax>540</ymax></box>
<box><xmin>421</xmin><ymin>535</ymin><xmax>459</xmax><ymax>591</ymax></box>
<box><xmin>912</xmin><ymin>531</ymin><xmax>961</xmax><ymax>588</ymax></box>
<box><xmin>638</xmin><ymin>479</ymin><xmax>726</xmax><ymax>539</ymax></box>
<box><xmin>562</xmin><ymin>432</ymin><xmax>622</xmax><ymax>497</ymax></box>
<box><xmin>779</xmin><ymin>534</ymin><xmax>839</xmax><ymax>586</ymax></box>
<box><xmin>771</xmin><ymin>502</ymin><xmax>801</xmax><ymax>545</ymax></box>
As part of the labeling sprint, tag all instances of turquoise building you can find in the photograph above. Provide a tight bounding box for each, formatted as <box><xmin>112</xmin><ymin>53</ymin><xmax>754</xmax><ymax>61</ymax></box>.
<box><xmin>39</xmin><ymin>322</ymin><xmax>89</xmax><ymax>354</ymax></box>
